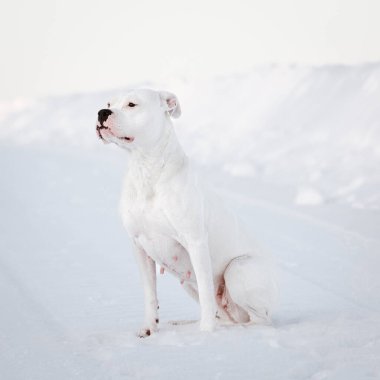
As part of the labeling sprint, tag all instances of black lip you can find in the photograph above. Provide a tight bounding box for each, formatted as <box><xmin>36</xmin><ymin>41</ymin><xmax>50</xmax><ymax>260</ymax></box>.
<box><xmin>96</xmin><ymin>125</ymin><xmax>108</xmax><ymax>141</ymax></box>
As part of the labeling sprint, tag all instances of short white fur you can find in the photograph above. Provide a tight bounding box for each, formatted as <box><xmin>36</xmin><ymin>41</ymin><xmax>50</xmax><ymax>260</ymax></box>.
<box><xmin>97</xmin><ymin>89</ymin><xmax>276</xmax><ymax>337</ymax></box>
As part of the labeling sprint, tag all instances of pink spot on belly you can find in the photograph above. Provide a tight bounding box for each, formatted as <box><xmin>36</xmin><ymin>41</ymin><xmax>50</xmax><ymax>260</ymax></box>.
<box><xmin>186</xmin><ymin>270</ymin><xmax>191</xmax><ymax>279</ymax></box>
<box><xmin>160</xmin><ymin>267</ymin><xmax>165</xmax><ymax>275</ymax></box>
<box><xmin>172</xmin><ymin>255</ymin><xmax>178</xmax><ymax>262</ymax></box>
<box><xmin>180</xmin><ymin>279</ymin><xmax>184</xmax><ymax>285</ymax></box>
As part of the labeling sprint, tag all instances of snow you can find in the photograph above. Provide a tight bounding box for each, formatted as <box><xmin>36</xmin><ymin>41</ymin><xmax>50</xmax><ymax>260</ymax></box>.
<box><xmin>1</xmin><ymin>64</ymin><xmax>380</xmax><ymax>379</ymax></box>
<box><xmin>295</xmin><ymin>187</ymin><xmax>324</xmax><ymax>206</ymax></box>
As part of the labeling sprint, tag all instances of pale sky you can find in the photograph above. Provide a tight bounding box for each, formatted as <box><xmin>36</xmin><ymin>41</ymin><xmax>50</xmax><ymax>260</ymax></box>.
<box><xmin>1</xmin><ymin>0</ymin><xmax>380</xmax><ymax>100</ymax></box>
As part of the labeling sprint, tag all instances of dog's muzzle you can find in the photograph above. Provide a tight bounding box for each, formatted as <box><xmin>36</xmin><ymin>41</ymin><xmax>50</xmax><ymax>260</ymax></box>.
<box><xmin>96</xmin><ymin>109</ymin><xmax>112</xmax><ymax>142</ymax></box>
<box><xmin>95</xmin><ymin>109</ymin><xmax>135</xmax><ymax>144</ymax></box>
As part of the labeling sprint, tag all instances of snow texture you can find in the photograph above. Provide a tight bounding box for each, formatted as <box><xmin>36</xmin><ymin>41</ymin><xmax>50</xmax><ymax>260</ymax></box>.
<box><xmin>0</xmin><ymin>64</ymin><xmax>380</xmax><ymax>379</ymax></box>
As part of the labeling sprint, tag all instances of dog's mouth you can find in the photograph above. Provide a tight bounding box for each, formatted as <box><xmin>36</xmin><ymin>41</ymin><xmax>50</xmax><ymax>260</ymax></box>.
<box><xmin>96</xmin><ymin>125</ymin><xmax>134</xmax><ymax>143</ymax></box>
<box><xmin>96</xmin><ymin>125</ymin><xmax>108</xmax><ymax>141</ymax></box>
<box><xmin>119</xmin><ymin>136</ymin><xmax>135</xmax><ymax>142</ymax></box>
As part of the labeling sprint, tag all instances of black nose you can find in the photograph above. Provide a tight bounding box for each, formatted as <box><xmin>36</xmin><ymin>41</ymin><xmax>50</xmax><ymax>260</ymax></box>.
<box><xmin>98</xmin><ymin>109</ymin><xmax>112</xmax><ymax>124</ymax></box>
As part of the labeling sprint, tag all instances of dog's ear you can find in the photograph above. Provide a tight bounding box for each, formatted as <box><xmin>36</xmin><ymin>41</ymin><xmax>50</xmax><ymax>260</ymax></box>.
<box><xmin>159</xmin><ymin>91</ymin><xmax>181</xmax><ymax>119</ymax></box>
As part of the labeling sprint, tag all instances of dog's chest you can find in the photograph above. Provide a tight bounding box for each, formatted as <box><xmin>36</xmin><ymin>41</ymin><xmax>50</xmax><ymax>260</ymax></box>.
<box><xmin>125</xmin><ymin>193</ymin><xmax>174</xmax><ymax>237</ymax></box>
<box><xmin>121</xmin><ymin>191</ymin><xmax>195</xmax><ymax>282</ymax></box>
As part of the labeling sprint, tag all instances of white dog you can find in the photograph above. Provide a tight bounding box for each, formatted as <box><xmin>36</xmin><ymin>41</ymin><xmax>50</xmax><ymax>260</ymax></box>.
<box><xmin>96</xmin><ymin>89</ymin><xmax>276</xmax><ymax>337</ymax></box>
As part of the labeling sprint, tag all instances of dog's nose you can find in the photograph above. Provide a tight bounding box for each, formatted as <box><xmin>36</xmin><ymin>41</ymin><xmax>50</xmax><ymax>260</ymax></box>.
<box><xmin>98</xmin><ymin>109</ymin><xmax>112</xmax><ymax>124</ymax></box>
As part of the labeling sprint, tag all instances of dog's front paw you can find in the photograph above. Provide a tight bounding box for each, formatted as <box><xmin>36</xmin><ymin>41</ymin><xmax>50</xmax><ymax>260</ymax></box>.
<box><xmin>200</xmin><ymin>318</ymin><xmax>216</xmax><ymax>332</ymax></box>
<box><xmin>137</xmin><ymin>321</ymin><xmax>159</xmax><ymax>338</ymax></box>
<box><xmin>137</xmin><ymin>328</ymin><xmax>153</xmax><ymax>338</ymax></box>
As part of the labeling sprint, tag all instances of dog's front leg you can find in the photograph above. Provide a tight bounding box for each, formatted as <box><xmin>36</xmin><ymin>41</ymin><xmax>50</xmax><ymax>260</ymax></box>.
<box><xmin>133</xmin><ymin>244</ymin><xmax>159</xmax><ymax>337</ymax></box>
<box><xmin>187</xmin><ymin>239</ymin><xmax>216</xmax><ymax>332</ymax></box>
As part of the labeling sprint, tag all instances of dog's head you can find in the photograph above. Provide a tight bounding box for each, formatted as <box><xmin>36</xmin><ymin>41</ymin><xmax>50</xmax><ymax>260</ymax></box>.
<box><xmin>96</xmin><ymin>89</ymin><xmax>181</xmax><ymax>150</ymax></box>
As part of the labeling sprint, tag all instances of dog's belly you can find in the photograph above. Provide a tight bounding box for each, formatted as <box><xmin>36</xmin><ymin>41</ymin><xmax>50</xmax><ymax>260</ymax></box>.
<box><xmin>136</xmin><ymin>232</ymin><xmax>196</xmax><ymax>283</ymax></box>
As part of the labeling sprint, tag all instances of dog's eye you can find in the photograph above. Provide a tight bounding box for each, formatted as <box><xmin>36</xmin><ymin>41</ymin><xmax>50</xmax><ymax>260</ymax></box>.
<box><xmin>128</xmin><ymin>102</ymin><xmax>137</xmax><ymax>108</ymax></box>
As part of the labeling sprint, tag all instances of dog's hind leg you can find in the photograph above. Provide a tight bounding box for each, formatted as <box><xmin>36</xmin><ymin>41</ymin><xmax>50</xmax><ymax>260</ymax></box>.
<box><xmin>223</xmin><ymin>255</ymin><xmax>276</xmax><ymax>324</ymax></box>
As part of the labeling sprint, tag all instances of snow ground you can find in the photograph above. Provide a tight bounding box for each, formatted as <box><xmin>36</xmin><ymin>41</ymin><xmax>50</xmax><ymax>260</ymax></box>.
<box><xmin>1</xmin><ymin>64</ymin><xmax>380</xmax><ymax>379</ymax></box>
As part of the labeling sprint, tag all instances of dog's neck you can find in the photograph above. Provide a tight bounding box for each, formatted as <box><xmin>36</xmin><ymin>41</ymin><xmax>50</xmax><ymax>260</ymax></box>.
<box><xmin>126</xmin><ymin>123</ymin><xmax>187</xmax><ymax>198</ymax></box>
